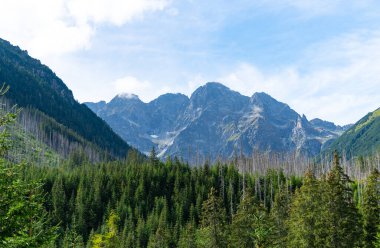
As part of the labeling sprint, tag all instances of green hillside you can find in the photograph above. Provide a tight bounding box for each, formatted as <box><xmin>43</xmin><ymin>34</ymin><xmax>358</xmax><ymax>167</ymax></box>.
<box><xmin>6</xmin><ymin>111</ymin><xmax>61</xmax><ymax>167</ymax></box>
<box><xmin>325</xmin><ymin>107</ymin><xmax>380</xmax><ymax>158</ymax></box>
<box><xmin>0</xmin><ymin>38</ymin><xmax>133</xmax><ymax>159</ymax></box>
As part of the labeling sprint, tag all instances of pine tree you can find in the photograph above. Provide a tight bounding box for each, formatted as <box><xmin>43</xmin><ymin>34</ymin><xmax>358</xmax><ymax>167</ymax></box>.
<box><xmin>89</xmin><ymin>211</ymin><xmax>120</xmax><ymax>248</ymax></box>
<box><xmin>229</xmin><ymin>193</ymin><xmax>272</xmax><ymax>248</ymax></box>
<box><xmin>147</xmin><ymin>204</ymin><xmax>170</xmax><ymax>248</ymax></box>
<box><xmin>52</xmin><ymin>176</ymin><xmax>66</xmax><ymax>225</ymax></box>
<box><xmin>136</xmin><ymin>217</ymin><xmax>148</xmax><ymax>248</ymax></box>
<box><xmin>321</xmin><ymin>152</ymin><xmax>362</xmax><ymax>247</ymax></box>
<box><xmin>62</xmin><ymin>227</ymin><xmax>85</xmax><ymax>248</ymax></box>
<box><xmin>270</xmin><ymin>186</ymin><xmax>291</xmax><ymax>248</ymax></box>
<box><xmin>178</xmin><ymin>222</ymin><xmax>196</xmax><ymax>248</ymax></box>
<box><xmin>287</xmin><ymin>169</ymin><xmax>324</xmax><ymax>248</ymax></box>
<box><xmin>196</xmin><ymin>187</ymin><xmax>227</xmax><ymax>248</ymax></box>
<box><xmin>0</xmin><ymin>163</ymin><xmax>58</xmax><ymax>247</ymax></box>
<box><xmin>149</xmin><ymin>147</ymin><xmax>159</xmax><ymax>166</ymax></box>
<box><xmin>362</xmin><ymin>169</ymin><xmax>380</xmax><ymax>248</ymax></box>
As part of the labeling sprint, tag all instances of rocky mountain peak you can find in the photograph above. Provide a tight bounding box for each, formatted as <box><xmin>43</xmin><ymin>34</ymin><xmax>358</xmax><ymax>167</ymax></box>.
<box><xmin>86</xmin><ymin>82</ymin><xmax>345</xmax><ymax>162</ymax></box>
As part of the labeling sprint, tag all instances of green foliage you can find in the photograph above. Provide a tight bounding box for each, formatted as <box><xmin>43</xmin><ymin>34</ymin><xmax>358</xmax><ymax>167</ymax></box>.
<box><xmin>287</xmin><ymin>153</ymin><xmax>363</xmax><ymax>248</ymax></box>
<box><xmin>229</xmin><ymin>193</ymin><xmax>273</xmax><ymax>248</ymax></box>
<box><xmin>149</xmin><ymin>147</ymin><xmax>159</xmax><ymax>167</ymax></box>
<box><xmin>0</xmin><ymin>92</ymin><xmax>57</xmax><ymax>247</ymax></box>
<box><xmin>326</xmin><ymin>107</ymin><xmax>380</xmax><ymax>157</ymax></box>
<box><xmin>197</xmin><ymin>187</ymin><xmax>227</xmax><ymax>248</ymax></box>
<box><xmin>178</xmin><ymin>222</ymin><xmax>196</xmax><ymax>248</ymax></box>
<box><xmin>320</xmin><ymin>153</ymin><xmax>362</xmax><ymax>247</ymax></box>
<box><xmin>88</xmin><ymin>211</ymin><xmax>120</xmax><ymax>248</ymax></box>
<box><xmin>287</xmin><ymin>169</ymin><xmax>325</xmax><ymax>248</ymax></box>
<box><xmin>362</xmin><ymin>169</ymin><xmax>380</xmax><ymax>248</ymax></box>
<box><xmin>270</xmin><ymin>186</ymin><xmax>291</xmax><ymax>247</ymax></box>
<box><xmin>62</xmin><ymin>226</ymin><xmax>84</xmax><ymax>248</ymax></box>
<box><xmin>0</xmin><ymin>163</ymin><xmax>57</xmax><ymax>247</ymax></box>
<box><xmin>18</xmin><ymin>152</ymin><xmax>374</xmax><ymax>248</ymax></box>
<box><xmin>376</xmin><ymin>227</ymin><xmax>380</xmax><ymax>248</ymax></box>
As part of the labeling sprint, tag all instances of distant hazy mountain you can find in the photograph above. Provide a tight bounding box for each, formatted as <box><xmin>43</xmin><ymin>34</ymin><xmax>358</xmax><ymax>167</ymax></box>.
<box><xmin>0</xmin><ymin>38</ymin><xmax>134</xmax><ymax>161</ymax></box>
<box><xmin>324</xmin><ymin>107</ymin><xmax>380</xmax><ymax>158</ymax></box>
<box><xmin>86</xmin><ymin>82</ymin><xmax>349</xmax><ymax>162</ymax></box>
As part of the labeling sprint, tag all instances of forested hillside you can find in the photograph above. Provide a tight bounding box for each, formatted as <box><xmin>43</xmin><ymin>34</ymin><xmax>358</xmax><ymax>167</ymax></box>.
<box><xmin>6</xmin><ymin>150</ymin><xmax>378</xmax><ymax>247</ymax></box>
<box><xmin>0</xmin><ymin>38</ymin><xmax>133</xmax><ymax>159</ymax></box>
<box><xmin>325</xmin><ymin>107</ymin><xmax>380</xmax><ymax>158</ymax></box>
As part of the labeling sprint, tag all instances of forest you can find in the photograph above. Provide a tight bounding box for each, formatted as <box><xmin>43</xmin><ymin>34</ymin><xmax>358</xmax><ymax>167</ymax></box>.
<box><xmin>0</xmin><ymin>100</ymin><xmax>379</xmax><ymax>247</ymax></box>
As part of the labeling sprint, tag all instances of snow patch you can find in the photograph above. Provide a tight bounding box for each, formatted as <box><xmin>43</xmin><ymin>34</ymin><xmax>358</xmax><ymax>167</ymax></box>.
<box><xmin>251</xmin><ymin>105</ymin><xmax>263</xmax><ymax>119</ymax></box>
<box><xmin>238</xmin><ymin>105</ymin><xmax>263</xmax><ymax>131</ymax></box>
<box><xmin>128</xmin><ymin>119</ymin><xmax>140</xmax><ymax>127</ymax></box>
<box><xmin>117</xmin><ymin>93</ymin><xmax>139</xmax><ymax>99</ymax></box>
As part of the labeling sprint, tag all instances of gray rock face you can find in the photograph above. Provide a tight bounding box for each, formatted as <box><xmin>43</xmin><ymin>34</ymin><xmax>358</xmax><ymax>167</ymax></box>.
<box><xmin>85</xmin><ymin>82</ymin><xmax>346</xmax><ymax>162</ymax></box>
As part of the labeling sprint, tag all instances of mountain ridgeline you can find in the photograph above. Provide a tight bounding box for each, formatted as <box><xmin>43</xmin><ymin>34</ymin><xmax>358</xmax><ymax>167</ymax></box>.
<box><xmin>86</xmin><ymin>82</ymin><xmax>349</xmax><ymax>162</ymax></box>
<box><xmin>0</xmin><ymin>38</ymin><xmax>134</xmax><ymax>160</ymax></box>
<box><xmin>325</xmin><ymin>107</ymin><xmax>380</xmax><ymax>158</ymax></box>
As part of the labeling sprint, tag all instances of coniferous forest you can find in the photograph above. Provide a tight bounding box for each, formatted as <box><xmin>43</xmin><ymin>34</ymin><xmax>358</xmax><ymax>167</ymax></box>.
<box><xmin>0</xmin><ymin>100</ymin><xmax>380</xmax><ymax>248</ymax></box>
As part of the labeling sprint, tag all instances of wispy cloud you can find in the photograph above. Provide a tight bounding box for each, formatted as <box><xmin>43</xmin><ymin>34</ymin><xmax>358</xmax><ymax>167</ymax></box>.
<box><xmin>112</xmin><ymin>76</ymin><xmax>174</xmax><ymax>103</ymax></box>
<box><xmin>218</xmin><ymin>30</ymin><xmax>380</xmax><ymax>125</ymax></box>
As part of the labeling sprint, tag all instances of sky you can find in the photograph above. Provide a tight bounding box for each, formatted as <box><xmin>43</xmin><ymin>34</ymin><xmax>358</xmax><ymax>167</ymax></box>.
<box><xmin>0</xmin><ymin>0</ymin><xmax>380</xmax><ymax>125</ymax></box>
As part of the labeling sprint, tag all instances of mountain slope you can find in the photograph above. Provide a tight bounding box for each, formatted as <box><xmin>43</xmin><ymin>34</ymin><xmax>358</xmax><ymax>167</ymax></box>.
<box><xmin>86</xmin><ymin>82</ymin><xmax>348</xmax><ymax>162</ymax></box>
<box><xmin>324</xmin><ymin>107</ymin><xmax>380</xmax><ymax>157</ymax></box>
<box><xmin>0</xmin><ymin>38</ymin><xmax>133</xmax><ymax>160</ymax></box>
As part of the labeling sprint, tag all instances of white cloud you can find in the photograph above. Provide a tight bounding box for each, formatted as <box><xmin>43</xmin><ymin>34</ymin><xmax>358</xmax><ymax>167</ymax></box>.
<box><xmin>109</xmin><ymin>29</ymin><xmax>380</xmax><ymax>125</ymax></box>
<box><xmin>0</xmin><ymin>0</ymin><xmax>169</xmax><ymax>59</ymax></box>
<box><xmin>113</xmin><ymin>76</ymin><xmax>170</xmax><ymax>102</ymax></box>
<box><xmin>114</xmin><ymin>76</ymin><xmax>150</xmax><ymax>95</ymax></box>
<box><xmin>218</xmin><ymin>30</ymin><xmax>380</xmax><ymax>125</ymax></box>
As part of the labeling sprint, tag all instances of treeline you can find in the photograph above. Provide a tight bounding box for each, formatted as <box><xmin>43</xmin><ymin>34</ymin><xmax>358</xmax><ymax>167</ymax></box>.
<box><xmin>1</xmin><ymin>149</ymin><xmax>374</xmax><ymax>247</ymax></box>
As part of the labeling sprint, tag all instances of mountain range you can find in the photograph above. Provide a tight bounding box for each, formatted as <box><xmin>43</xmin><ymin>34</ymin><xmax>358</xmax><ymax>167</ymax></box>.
<box><xmin>1</xmin><ymin>37</ymin><xmax>378</xmax><ymax>163</ymax></box>
<box><xmin>86</xmin><ymin>82</ymin><xmax>350</xmax><ymax>162</ymax></box>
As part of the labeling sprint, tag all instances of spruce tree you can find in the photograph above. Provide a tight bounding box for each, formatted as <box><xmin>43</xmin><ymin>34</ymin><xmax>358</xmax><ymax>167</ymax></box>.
<box><xmin>149</xmin><ymin>147</ymin><xmax>159</xmax><ymax>166</ymax></box>
<box><xmin>270</xmin><ymin>186</ymin><xmax>291</xmax><ymax>248</ymax></box>
<box><xmin>196</xmin><ymin>187</ymin><xmax>227</xmax><ymax>248</ymax></box>
<box><xmin>229</xmin><ymin>193</ymin><xmax>272</xmax><ymax>248</ymax></box>
<box><xmin>89</xmin><ymin>211</ymin><xmax>120</xmax><ymax>248</ymax></box>
<box><xmin>287</xmin><ymin>169</ymin><xmax>324</xmax><ymax>248</ymax></box>
<box><xmin>62</xmin><ymin>227</ymin><xmax>85</xmax><ymax>248</ymax></box>
<box><xmin>362</xmin><ymin>169</ymin><xmax>380</xmax><ymax>248</ymax></box>
<box><xmin>147</xmin><ymin>204</ymin><xmax>170</xmax><ymax>248</ymax></box>
<box><xmin>178</xmin><ymin>222</ymin><xmax>196</xmax><ymax>248</ymax></box>
<box><xmin>321</xmin><ymin>152</ymin><xmax>362</xmax><ymax>247</ymax></box>
<box><xmin>52</xmin><ymin>177</ymin><xmax>66</xmax><ymax>225</ymax></box>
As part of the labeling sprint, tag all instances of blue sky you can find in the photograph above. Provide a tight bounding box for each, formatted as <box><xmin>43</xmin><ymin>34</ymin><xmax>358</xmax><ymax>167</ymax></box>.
<box><xmin>1</xmin><ymin>0</ymin><xmax>380</xmax><ymax>125</ymax></box>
